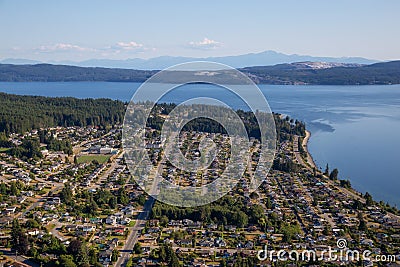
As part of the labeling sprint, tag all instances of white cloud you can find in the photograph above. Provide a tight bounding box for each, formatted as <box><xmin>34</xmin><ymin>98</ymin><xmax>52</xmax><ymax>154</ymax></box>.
<box><xmin>101</xmin><ymin>41</ymin><xmax>153</xmax><ymax>56</ymax></box>
<box><xmin>36</xmin><ymin>43</ymin><xmax>95</xmax><ymax>53</ymax></box>
<box><xmin>115</xmin><ymin>41</ymin><xmax>144</xmax><ymax>50</ymax></box>
<box><xmin>19</xmin><ymin>41</ymin><xmax>154</xmax><ymax>59</ymax></box>
<box><xmin>188</xmin><ymin>38</ymin><xmax>222</xmax><ymax>50</ymax></box>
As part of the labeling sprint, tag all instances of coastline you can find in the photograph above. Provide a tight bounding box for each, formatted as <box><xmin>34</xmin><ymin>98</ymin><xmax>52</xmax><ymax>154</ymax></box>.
<box><xmin>302</xmin><ymin>129</ymin><xmax>400</xmax><ymax>217</ymax></box>
<box><xmin>302</xmin><ymin>130</ymin><xmax>317</xmax><ymax>169</ymax></box>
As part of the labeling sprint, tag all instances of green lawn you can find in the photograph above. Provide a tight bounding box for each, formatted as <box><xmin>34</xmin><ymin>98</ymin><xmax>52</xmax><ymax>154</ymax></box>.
<box><xmin>77</xmin><ymin>154</ymin><xmax>111</xmax><ymax>164</ymax></box>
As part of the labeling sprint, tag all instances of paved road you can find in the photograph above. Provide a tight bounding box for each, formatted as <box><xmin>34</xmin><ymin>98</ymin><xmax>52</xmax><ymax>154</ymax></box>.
<box><xmin>114</xmin><ymin>196</ymin><xmax>155</xmax><ymax>266</ymax></box>
<box><xmin>292</xmin><ymin>135</ymin><xmax>337</xmax><ymax>228</ymax></box>
<box><xmin>89</xmin><ymin>151</ymin><xmax>125</xmax><ymax>190</ymax></box>
<box><xmin>114</xmin><ymin>158</ymin><xmax>163</xmax><ymax>266</ymax></box>
<box><xmin>49</xmin><ymin>220</ymin><xmax>68</xmax><ymax>241</ymax></box>
<box><xmin>293</xmin><ymin>135</ymin><xmax>310</xmax><ymax>170</ymax></box>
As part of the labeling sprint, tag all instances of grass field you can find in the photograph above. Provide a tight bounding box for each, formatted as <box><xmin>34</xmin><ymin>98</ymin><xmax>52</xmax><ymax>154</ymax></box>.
<box><xmin>0</xmin><ymin>147</ymin><xmax>10</xmax><ymax>153</ymax></box>
<box><xmin>77</xmin><ymin>154</ymin><xmax>111</xmax><ymax>164</ymax></box>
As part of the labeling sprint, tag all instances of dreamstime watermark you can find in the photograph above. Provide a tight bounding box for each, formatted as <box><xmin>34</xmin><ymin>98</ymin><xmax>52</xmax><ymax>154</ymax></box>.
<box><xmin>122</xmin><ymin>61</ymin><xmax>276</xmax><ymax>207</ymax></box>
<box><xmin>257</xmin><ymin>238</ymin><xmax>397</xmax><ymax>263</ymax></box>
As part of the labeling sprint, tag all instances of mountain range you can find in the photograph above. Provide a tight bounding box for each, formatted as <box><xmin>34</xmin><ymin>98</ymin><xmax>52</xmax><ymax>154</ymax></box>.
<box><xmin>0</xmin><ymin>50</ymin><xmax>379</xmax><ymax>70</ymax></box>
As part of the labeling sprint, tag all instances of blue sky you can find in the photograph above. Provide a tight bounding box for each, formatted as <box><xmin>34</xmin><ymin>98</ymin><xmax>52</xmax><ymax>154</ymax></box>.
<box><xmin>0</xmin><ymin>0</ymin><xmax>399</xmax><ymax>61</ymax></box>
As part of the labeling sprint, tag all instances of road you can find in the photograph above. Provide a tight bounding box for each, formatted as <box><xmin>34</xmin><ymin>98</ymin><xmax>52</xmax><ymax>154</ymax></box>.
<box><xmin>114</xmin><ymin>196</ymin><xmax>155</xmax><ymax>266</ymax></box>
<box><xmin>49</xmin><ymin>220</ymin><xmax>68</xmax><ymax>242</ymax></box>
<box><xmin>15</xmin><ymin>181</ymin><xmax>64</xmax><ymax>219</ymax></box>
<box><xmin>114</xmin><ymin>157</ymin><xmax>163</xmax><ymax>266</ymax></box>
<box><xmin>293</xmin><ymin>135</ymin><xmax>306</xmax><ymax>167</ymax></box>
<box><xmin>88</xmin><ymin>151</ymin><xmax>125</xmax><ymax>190</ymax></box>
<box><xmin>292</xmin><ymin>135</ymin><xmax>336</xmax><ymax>228</ymax></box>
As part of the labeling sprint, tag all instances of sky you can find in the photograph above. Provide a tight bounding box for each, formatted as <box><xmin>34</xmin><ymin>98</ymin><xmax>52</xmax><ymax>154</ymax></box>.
<box><xmin>0</xmin><ymin>0</ymin><xmax>399</xmax><ymax>61</ymax></box>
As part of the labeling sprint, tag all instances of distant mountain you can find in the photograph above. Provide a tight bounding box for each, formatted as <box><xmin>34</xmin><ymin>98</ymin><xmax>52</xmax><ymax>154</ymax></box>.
<box><xmin>0</xmin><ymin>58</ymin><xmax>42</xmax><ymax>65</ymax></box>
<box><xmin>0</xmin><ymin>60</ymin><xmax>399</xmax><ymax>85</ymax></box>
<box><xmin>0</xmin><ymin>50</ymin><xmax>379</xmax><ymax>69</ymax></box>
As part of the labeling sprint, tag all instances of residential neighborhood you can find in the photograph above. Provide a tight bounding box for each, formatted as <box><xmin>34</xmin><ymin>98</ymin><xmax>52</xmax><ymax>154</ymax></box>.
<box><xmin>0</xmin><ymin>113</ymin><xmax>399</xmax><ymax>267</ymax></box>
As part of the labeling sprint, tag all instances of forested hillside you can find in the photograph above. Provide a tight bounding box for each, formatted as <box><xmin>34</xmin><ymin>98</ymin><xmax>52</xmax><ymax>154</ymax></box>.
<box><xmin>242</xmin><ymin>61</ymin><xmax>400</xmax><ymax>85</ymax></box>
<box><xmin>0</xmin><ymin>93</ymin><xmax>126</xmax><ymax>134</ymax></box>
<box><xmin>0</xmin><ymin>63</ymin><xmax>156</xmax><ymax>82</ymax></box>
<box><xmin>0</xmin><ymin>93</ymin><xmax>305</xmax><ymax>143</ymax></box>
<box><xmin>0</xmin><ymin>61</ymin><xmax>399</xmax><ymax>84</ymax></box>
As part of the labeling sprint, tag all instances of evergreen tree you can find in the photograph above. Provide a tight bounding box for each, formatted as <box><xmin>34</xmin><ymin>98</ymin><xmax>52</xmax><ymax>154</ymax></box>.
<box><xmin>364</xmin><ymin>192</ymin><xmax>374</xmax><ymax>206</ymax></box>
<box><xmin>324</xmin><ymin>164</ymin><xmax>329</xmax><ymax>176</ymax></box>
<box><xmin>111</xmin><ymin>249</ymin><xmax>120</xmax><ymax>262</ymax></box>
<box><xmin>59</xmin><ymin>255</ymin><xmax>77</xmax><ymax>267</ymax></box>
<box><xmin>329</xmin><ymin>168</ymin><xmax>339</xmax><ymax>180</ymax></box>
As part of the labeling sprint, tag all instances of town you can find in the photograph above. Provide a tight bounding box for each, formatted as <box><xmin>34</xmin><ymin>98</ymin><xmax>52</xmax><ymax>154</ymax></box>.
<box><xmin>0</xmin><ymin>111</ymin><xmax>399</xmax><ymax>267</ymax></box>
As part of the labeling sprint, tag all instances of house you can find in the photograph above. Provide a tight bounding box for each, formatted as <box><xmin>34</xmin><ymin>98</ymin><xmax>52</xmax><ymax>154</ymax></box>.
<box><xmin>149</xmin><ymin>219</ymin><xmax>159</xmax><ymax>227</ymax></box>
<box><xmin>108</xmin><ymin>238</ymin><xmax>119</xmax><ymax>248</ymax></box>
<box><xmin>90</xmin><ymin>217</ymin><xmax>102</xmax><ymax>224</ymax></box>
<box><xmin>35</xmin><ymin>183</ymin><xmax>46</xmax><ymax>191</ymax></box>
<box><xmin>44</xmin><ymin>204</ymin><xmax>56</xmax><ymax>211</ymax></box>
<box><xmin>51</xmin><ymin>197</ymin><xmax>61</xmax><ymax>205</ymax></box>
<box><xmin>113</xmin><ymin>227</ymin><xmax>125</xmax><ymax>236</ymax></box>
<box><xmin>99</xmin><ymin>147</ymin><xmax>112</xmax><ymax>154</ymax></box>
<box><xmin>225</xmin><ymin>225</ymin><xmax>237</xmax><ymax>232</ymax></box>
<box><xmin>98</xmin><ymin>249</ymin><xmax>112</xmax><ymax>263</ymax></box>
<box><xmin>178</xmin><ymin>239</ymin><xmax>192</xmax><ymax>246</ymax></box>
<box><xmin>77</xmin><ymin>225</ymin><xmax>96</xmax><ymax>233</ymax></box>
<box><xmin>142</xmin><ymin>237</ymin><xmax>157</xmax><ymax>245</ymax></box>
<box><xmin>248</xmin><ymin>225</ymin><xmax>258</xmax><ymax>232</ymax></box>
<box><xmin>198</xmin><ymin>250</ymin><xmax>213</xmax><ymax>257</ymax></box>
<box><xmin>25</xmin><ymin>191</ymin><xmax>34</xmax><ymax>197</ymax></box>
<box><xmin>4</xmin><ymin>206</ymin><xmax>17</xmax><ymax>215</ymax></box>
<box><xmin>168</xmin><ymin>220</ymin><xmax>182</xmax><ymax>227</ymax></box>
<box><xmin>214</xmin><ymin>238</ymin><xmax>227</xmax><ymax>247</ymax></box>
<box><xmin>17</xmin><ymin>196</ymin><xmax>27</xmax><ymax>203</ymax></box>
<box><xmin>106</xmin><ymin>215</ymin><xmax>117</xmax><ymax>225</ymax></box>
<box><xmin>245</xmin><ymin>241</ymin><xmax>254</xmax><ymax>249</ymax></box>
<box><xmin>198</xmin><ymin>239</ymin><xmax>213</xmax><ymax>247</ymax></box>
<box><xmin>123</xmin><ymin>206</ymin><xmax>136</xmax><ymax>216</ymax></box>
<box><xmin>207</xmin><ymin>223</ymin><xmax>218</xmax><ymax>230</ymax></box>
<box><xmin>183</xmin><ymin>219</ymin><xmax>201</xmax><ymax>227</ymax></box>
<box><xmin>148</xmin><ymin>227</ymin><xmax>160</xmax><ymax>233</ymax></box>
<box><xmin>27</xmin><ymin>229</ymin><xmax>40</xmax><ymax>236</ymax></box>
<box><xmin>163</xmin><ymin>238</ymin><xmax>172</xmax><ymax>244</ymax></box>
<box><xmin>360</xmin><ymin>239</ymin><xmax>374</xmax><ymax>247</ymax></box>
<box><xmin>120</xmin><ymin>217</ymin><xmax>131</xmax><ymax>225</ymax></box>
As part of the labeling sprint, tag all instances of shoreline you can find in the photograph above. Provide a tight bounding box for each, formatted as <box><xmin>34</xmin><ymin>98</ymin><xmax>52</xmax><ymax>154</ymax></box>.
<box><xmin>302</xmin><ymin>130</ymin><xmax>317</xmax><ymax>170</ymax></box>
<box><xmin>301</xmin><ymin>130</ymin><xmax>399</xmax><ymax>214</ymax></box>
